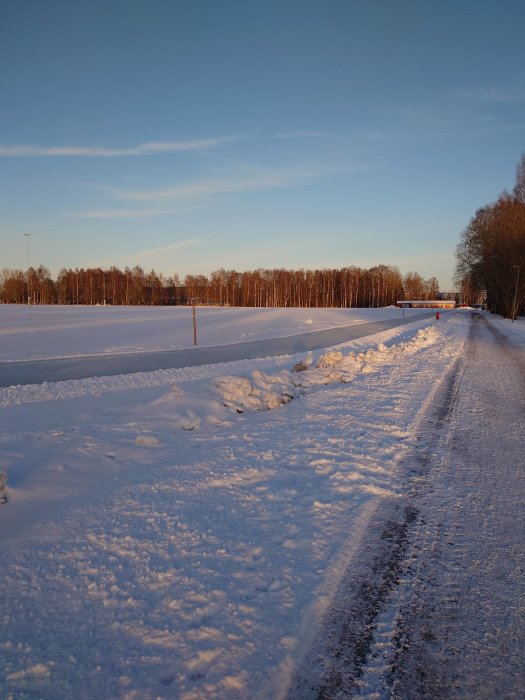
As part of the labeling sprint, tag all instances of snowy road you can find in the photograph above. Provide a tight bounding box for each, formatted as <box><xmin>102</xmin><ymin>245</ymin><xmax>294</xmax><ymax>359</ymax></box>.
<box><xmin>0</xmin><ymin>312</ymin><xmax>433</xmax><ymax>387</ymax></box>
<box><xmin>383</xmin><ymin>313</ymin><xmax>525</xmax><ymax>698</ymax></box>
<box><xmin>289</xmin><ymin>312</ymin><xmax>525</xmax><ymax>698</ymax></box>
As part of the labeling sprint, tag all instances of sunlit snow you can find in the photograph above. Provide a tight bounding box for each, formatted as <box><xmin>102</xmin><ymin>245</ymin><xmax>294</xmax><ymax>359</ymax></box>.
<box><xmin>1</xmin><ymin>306</ymin><xmax>522</xmax><ymax>699</ymax></box>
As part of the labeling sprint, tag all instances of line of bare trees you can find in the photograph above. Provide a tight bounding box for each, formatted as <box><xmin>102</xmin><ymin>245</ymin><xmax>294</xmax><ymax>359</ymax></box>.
<box><xmin>184</xmin><ymin>266</ymin><xmax>440</xmax><ymax>308</ymax></box>
<box><xmin>0</xmin><ymin>263</ymin><xmax>440</xmax><ymax>308</ymax></box>
<box><xmin>456</xmin><ymin>154</ymin><xmax>525</xmax><ymax>319</ymax></box>
<box><xmin>0</xmin><ymin>266</ymin><xmax>182</xmax><ymax>306</ymax></box>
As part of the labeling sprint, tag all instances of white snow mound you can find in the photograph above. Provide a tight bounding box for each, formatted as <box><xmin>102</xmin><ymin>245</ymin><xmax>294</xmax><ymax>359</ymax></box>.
<box><xmin>134</xmin><ymin>325</ymin><xmax>442</xmax><ymax>432</ymax></box>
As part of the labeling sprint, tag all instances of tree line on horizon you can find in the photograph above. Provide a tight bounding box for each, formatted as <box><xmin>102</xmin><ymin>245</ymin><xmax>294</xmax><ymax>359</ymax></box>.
<box><xmin>456</xmin><ymin>154</ymin><xmax>525</xmax><ymax>319</ymax></box>
<box><xmin>0</xmin><ymin>264</ymin><xmax>442</xmax><ymax>308</ymax></box>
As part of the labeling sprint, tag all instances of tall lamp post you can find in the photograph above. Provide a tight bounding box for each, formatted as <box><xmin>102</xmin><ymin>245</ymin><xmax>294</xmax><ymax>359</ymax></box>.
<box><xmin>512</xmin><ymin>265</ymin><xmax>520</xmax><ymax>323</ymax></box>
<box><xmin>24</xmin><ymin>233</ymin><xmax>31</xmax><ymax>305</ymax></box>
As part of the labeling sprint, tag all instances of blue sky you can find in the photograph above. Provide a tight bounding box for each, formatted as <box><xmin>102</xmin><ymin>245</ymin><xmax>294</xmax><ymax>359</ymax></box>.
<box><xmin>1</xmin><ymin>0</ymin><xmax>524</xmax><ymax>291</ymax></box>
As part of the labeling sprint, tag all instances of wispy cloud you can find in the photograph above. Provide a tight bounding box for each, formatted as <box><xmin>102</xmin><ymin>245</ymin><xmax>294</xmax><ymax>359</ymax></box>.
<box><xmin>273</xmin><ymin>129</ymin><xmax>385</xmax><ymax>143</ymax></box>
<box><xmin>70</xmin><ymin>162</ymin><xmax>356</xmax><ymax>218</ymax></box>
<box><xmin>456</xmin><ymin>85</ymin><xmax>525</xmax><ymax>104</ymax></box>
<box><xmin>110</xmin><ymin>165</ymin><xmax>347</xmax><ymax>203</ymax></box>
<box><xmin>274</xmin><ymin>130</ymin><xmax>339</xmax><ymax>140</ymax></box>
<box><xmin>392</xmin><ymin>106</ymin><xmax>454</xmax><ymax>131</ymax></box>
<box><xmin>0</xmin><ymin>138</ymin><xmax>226</xmax><ymax>157</ymax></box>
<box><xmin>105</xmin><ymin>237</ymin><xmax>206</xmax><ymax>269</ymax></box>
<box><xmin>73</xmin><ymin>208</ymin><xmax>172</xmax><ymax>219</ymax></box>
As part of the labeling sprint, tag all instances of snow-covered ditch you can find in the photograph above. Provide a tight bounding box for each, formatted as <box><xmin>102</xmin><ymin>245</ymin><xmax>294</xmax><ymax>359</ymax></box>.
<box><xmin>0</xmin><ymin>311</ymin><xmax>477</xmax><ymax>699</ymax></box>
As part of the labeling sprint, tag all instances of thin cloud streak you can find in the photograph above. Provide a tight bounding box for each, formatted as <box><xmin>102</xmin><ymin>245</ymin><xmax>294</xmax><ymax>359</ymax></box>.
<box><xmin>110</xmin><ymin>237</ymin><xmax>206</xmax><ymax>268</ymax></box>
<box><xmin>73</xmin><ymin>208</ymin><xmax>174</xmax><ymax>219</ymax></box>
<box><xmin>111</xmin><ymin>164</ymin><xmax>360</xmax><ymax>203</ymax></box>
<box><xmin>0</xmin><ymin>138</ymin><xmax>224</xmax><ymax>158</ymax></box>
<box><xmin>273</xmin><ymin>129</ymin><xmax>385</xmax><ymax>143</ymax></box>
<box><xmin>456</xmin><ymin>85</ymin><xmax>525</xmax><ymax>104</ymax></box>
<box><xmin>274</xmin><ymin>130</ymin><xmax>339</xmax><ymax>140</ymax></box>
<box><xmin>72</xmin><ymin>164</ymin><xmax>357</xmax><ymax>218</ymax></box>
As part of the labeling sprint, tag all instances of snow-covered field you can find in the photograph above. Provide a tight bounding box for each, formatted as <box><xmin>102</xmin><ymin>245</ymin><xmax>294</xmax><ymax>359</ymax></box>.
<box><xmin>0</xmin><ymin>307</ymin><xmax>523</xmax><ymax>699</ymax></box>
<box><xmin>0</xmin><ymin>305</ymin><xmax>422</xmax><ymax>362</ymax></box>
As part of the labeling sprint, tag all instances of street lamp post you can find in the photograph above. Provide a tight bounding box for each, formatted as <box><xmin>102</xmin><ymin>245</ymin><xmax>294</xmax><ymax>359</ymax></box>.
<box><xmin>512</xmin><ymin>265</ymin><xmax>520</xmax><ymax>322</ymax></box>
<box><xmin>24</xmin><ymin>233</ymin><xmax>31</xmax><ymax>305</ymax></box>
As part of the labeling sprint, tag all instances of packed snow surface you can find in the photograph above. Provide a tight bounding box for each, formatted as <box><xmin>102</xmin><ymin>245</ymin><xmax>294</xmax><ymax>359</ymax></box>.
<box><xmin>0</xmin><ymin>306</ymin><xmax>523</xmax><ymax>699</ymax></box>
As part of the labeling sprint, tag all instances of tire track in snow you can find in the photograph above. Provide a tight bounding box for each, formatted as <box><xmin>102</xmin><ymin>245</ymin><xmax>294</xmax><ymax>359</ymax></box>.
<box><xmin>355</xmin><ymin>353</ymin><xmax>468</xmax><ymax>700</ymax></box>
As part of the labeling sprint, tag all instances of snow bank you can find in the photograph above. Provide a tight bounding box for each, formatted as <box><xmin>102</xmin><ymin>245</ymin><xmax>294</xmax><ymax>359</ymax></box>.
<box><xmin>134</xmin><ymin>326</ymin><xmax>442</xmax><ymax>431</ymax></box>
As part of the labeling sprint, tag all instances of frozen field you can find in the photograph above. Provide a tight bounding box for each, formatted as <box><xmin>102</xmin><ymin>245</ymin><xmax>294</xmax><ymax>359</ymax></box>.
<box><xmin>0</xmin><ymin>305</ymin><xmax>423</xmax><ymax>362</ymax></box>
<box><xmin>0</xmin><ymin>307</ymin><xmax>523</xmax><ymax>699</ymax></box>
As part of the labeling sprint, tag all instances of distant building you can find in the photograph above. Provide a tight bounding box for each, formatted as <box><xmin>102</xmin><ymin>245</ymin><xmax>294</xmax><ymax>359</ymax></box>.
<box><xmin>397</xmin><ymin>299</ymin><xmax>456</xmax><ymax>309</ymax></box>
<box><xmin>439</xmin><ymin>291</ymin><xmax>458</xmax><ymax>301</ymax></box>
